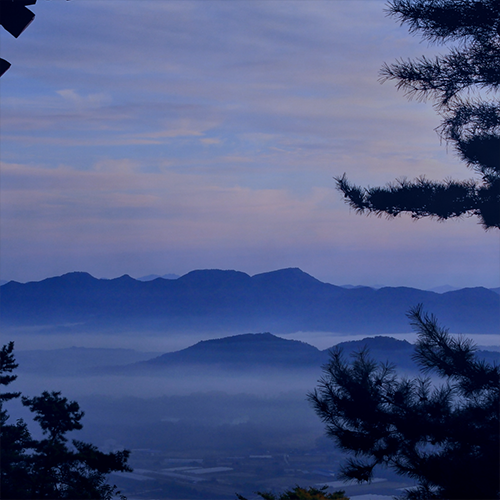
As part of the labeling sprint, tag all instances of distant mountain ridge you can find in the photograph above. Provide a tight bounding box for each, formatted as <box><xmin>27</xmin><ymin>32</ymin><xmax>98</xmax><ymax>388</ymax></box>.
<box><xmin>141</xmin><ymin>332</ymin><xmax>325</xmax><ymax>370</ymax></box>
<box><xmin>1</xmin><ymin>268</ymin><xmax>499</xmax><ymax>334</ymax></box>
<box><xmin>137</xmin><ymin>274</ymin><xmax>180</xmax><ymax>282</ymax></box>
<box><xmin>90</xmin><ymin>333</ymin><xmax>500</xmax><ymax>376</ymax></box>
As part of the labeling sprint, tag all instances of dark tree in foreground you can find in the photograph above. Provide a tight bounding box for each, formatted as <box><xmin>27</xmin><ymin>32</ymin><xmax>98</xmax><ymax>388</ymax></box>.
<box><xmin>0</xmin><ymin>342</ymin><xmax>131</xmax><ymax>499</ymax></box>
<box><xmin>309</xmin><ymin>306</ymin><xmax>500</xmax><ymax>500</ymax></box>
<box><xmin>336</xmin><ymin>0</ymin><xmax>500</xmax><ymax>229</ymax></box>
<box><xmin>237</xmin><ymin>485</ymin><xmax>349</xmax><ymax>500</ymax></box>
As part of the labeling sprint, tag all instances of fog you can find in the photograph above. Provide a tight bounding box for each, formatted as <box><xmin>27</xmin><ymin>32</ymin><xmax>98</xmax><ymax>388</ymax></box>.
<box><xmin>5</xmin><ymin>342</ymin><xmax>331</xmax><ymax>499</ymax></box>
<box><xmin>7</xmin><ymin>324</ymin><xmax>498</xmax><ymax>353</ymax></box>
<box><xmin>4</xmin><ymin>327</ymin><xmax>497</xmax><ymax>499</ymax></box>
<box><xmin>5</xmin><ymin>381</ymin><xmax>324</xmax><ymax>453</ymax></box>
<box><xmin>6</xmin><ymin>334</ymin><xmax>329</xmax><ymax>451</ymax></box>
<box><xmin>12</xmin><ymin>367</ymin><xmax>323</xmax><ymax>399</ymax></box>
<box><xmin>4</xmin><ymin>327</ymin><xmax>212</xmax><ymax>352</ymax></box>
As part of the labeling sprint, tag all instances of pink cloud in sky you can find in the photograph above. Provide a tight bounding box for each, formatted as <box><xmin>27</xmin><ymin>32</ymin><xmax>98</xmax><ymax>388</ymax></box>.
<box><xmin>0</xmin><ymin>1</ymin><xmax>498</xmax><ymax>288</ymax></box>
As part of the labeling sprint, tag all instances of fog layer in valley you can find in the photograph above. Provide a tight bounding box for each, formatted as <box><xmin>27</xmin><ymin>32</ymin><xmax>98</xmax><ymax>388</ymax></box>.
<box><xmin>5</xmin><ymin>328</ymin><xmax>499</xmax><ymax>500</ymax></box>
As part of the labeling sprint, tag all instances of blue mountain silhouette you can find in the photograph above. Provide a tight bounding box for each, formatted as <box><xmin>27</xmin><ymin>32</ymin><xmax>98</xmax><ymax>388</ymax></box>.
<box><xmin>1</xmin><ymin>268</ymin><xmax>498</xmax><ymax>334</ymax></box>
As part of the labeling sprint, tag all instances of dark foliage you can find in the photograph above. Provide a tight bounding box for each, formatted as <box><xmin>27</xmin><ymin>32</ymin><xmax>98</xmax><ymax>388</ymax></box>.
<box><xmin>336</xmin><ymin>0</ymin><xmax>500</xmax><ymax>229</ymax></box>
<box><xmin>236</xmin><ymin>485</ymin><xmax>348</xmax><ymax>500</ymax></box>
<box><xmin>309</xmin><ymin>305</ymin><xmax>500</xmax><ymax>500</ymax></box>
<box><xmin>0</xmin><ymin>342</ymin><xmax>131</xmax><ymax>499</ymax></box>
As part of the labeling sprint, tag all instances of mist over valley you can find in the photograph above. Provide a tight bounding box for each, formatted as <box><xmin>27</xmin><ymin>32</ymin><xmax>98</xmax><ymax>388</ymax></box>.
<box><xmin>2</xmin><ymin>268</ymin><xmax>499</xmax><ymax>499</ymax></box>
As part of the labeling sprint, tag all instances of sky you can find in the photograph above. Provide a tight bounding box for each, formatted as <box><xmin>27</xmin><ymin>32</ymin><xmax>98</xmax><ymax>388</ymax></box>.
<box><xmin>1</xmin><ymin>0</ymin><xmax>499</xmax><ymax>289</ymax></box>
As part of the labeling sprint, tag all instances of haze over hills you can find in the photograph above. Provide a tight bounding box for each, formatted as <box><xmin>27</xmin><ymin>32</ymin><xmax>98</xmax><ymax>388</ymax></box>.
<box><xmin>8</xmin><ymin>331</ymin><xmax>500</xmax><ymax>500</ymax></box>
<box><xmin>14</xmin><ymin>347</ymin><xmax>160</xmax><ymax>376</ymax></box>
<box><xmin>105</xmin><ymin>333</ymin><xmax>500</xmax><ymax>374</ymax></box>
<box><xmin>101</xmin><ymin>333</ymin><xmax>329</xmax><ymax>376</ymax></box>
<box><xmin>140</xmin><ymin>333</ymin><xmax>324</xmax><ymax>369</ymax></box>
<box><xmin>14</xmin><ymin>332</ymin><xmax>500</xmax><ymax>384</ymax></box>
<box><xmin>1</xmin><ymin>268</ymin><xmax>498</xmax><ymax>334</ymax></box>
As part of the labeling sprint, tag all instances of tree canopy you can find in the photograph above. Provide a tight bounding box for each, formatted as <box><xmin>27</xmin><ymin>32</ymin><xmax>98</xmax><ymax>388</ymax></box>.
<box><xmin>0</xmin><ymin>342</ymin><xmax>131</xmax><ymax>500</ymax></box>
<box><xmin>308</xmin><ymin>305</ymin><xmax>500</xmax><ymax>500</ymax></box>
<box><xmin>237</xmin><ymin>485</ymin><xmax>349</xmax><ymax>500</ymax></box>
<box><xmin>336</xmin><ymin>0</ymin><xmax>500</xmax><ymax>229</ymax></box>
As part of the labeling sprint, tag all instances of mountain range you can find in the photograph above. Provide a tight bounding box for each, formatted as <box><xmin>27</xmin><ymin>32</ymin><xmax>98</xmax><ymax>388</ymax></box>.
<box><xmin>1</xmin><ymin>268</ymin><xmax>499</xmax><ymax>334</ymax></box>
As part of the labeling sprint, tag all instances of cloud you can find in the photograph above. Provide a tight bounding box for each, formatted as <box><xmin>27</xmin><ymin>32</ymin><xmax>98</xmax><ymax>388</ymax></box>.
<box><xmin>2</xmin><ymin>156</ymin><xmax>498</xmax><ymax>289</ymax></box>
<box><xmin>1</xmin><ymin>0</ymin><xmax>456</xmax><ymax>174</ymax></box>
<box><xmin>56</xmin><ymin>89</ymin><xmax>110</xmax><ymax>108</ymax></box>
<box><xmin>0</xmin><ymin>1</ymin><xmax>498</xmax><ymax>288</ymax></box>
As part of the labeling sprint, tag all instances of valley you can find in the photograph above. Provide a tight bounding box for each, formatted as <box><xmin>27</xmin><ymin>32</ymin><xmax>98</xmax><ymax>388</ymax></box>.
<box><xmin>5</xmin><ymin>331</ymin><xmax>499</xmax><ymax>500</ymax></box>
<box><xmin>2</xmin><ymin>269</ymin><xmax>498</xmax><ymax>499</ymax></box>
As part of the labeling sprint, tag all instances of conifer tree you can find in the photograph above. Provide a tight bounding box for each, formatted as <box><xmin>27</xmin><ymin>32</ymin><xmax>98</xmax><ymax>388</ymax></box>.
<box><xmin>237</xmin><ymin>485</ymin><xmax>349</xmax><ymax>500</ymax></box>
<box><xmin>0</xmin><ymin>342</ymin><xmax>131</xmax><ymax>500</ymax></box>
<box><xmin>336</xmin><ymin>0</ymin><xmax>500</xmax><ymax>229</ymax></box>
<box><xmin>309</xmin><ymin>306</ymin><xmax>500</xmax><ymax>500</ymax></box>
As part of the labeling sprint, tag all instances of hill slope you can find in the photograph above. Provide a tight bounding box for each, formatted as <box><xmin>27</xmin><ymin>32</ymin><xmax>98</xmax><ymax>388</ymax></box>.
<box><xmin>101</xmin><ymin>333</ymin><xmax>500</xmax><ymax>376</ymax></box>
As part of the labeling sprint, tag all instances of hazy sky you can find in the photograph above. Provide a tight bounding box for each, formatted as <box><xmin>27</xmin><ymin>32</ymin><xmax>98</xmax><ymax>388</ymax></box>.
<box><xmin>1</xmin><ymin>0</ymin><xmax>498</xmax><ymax>289</ymax></box>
